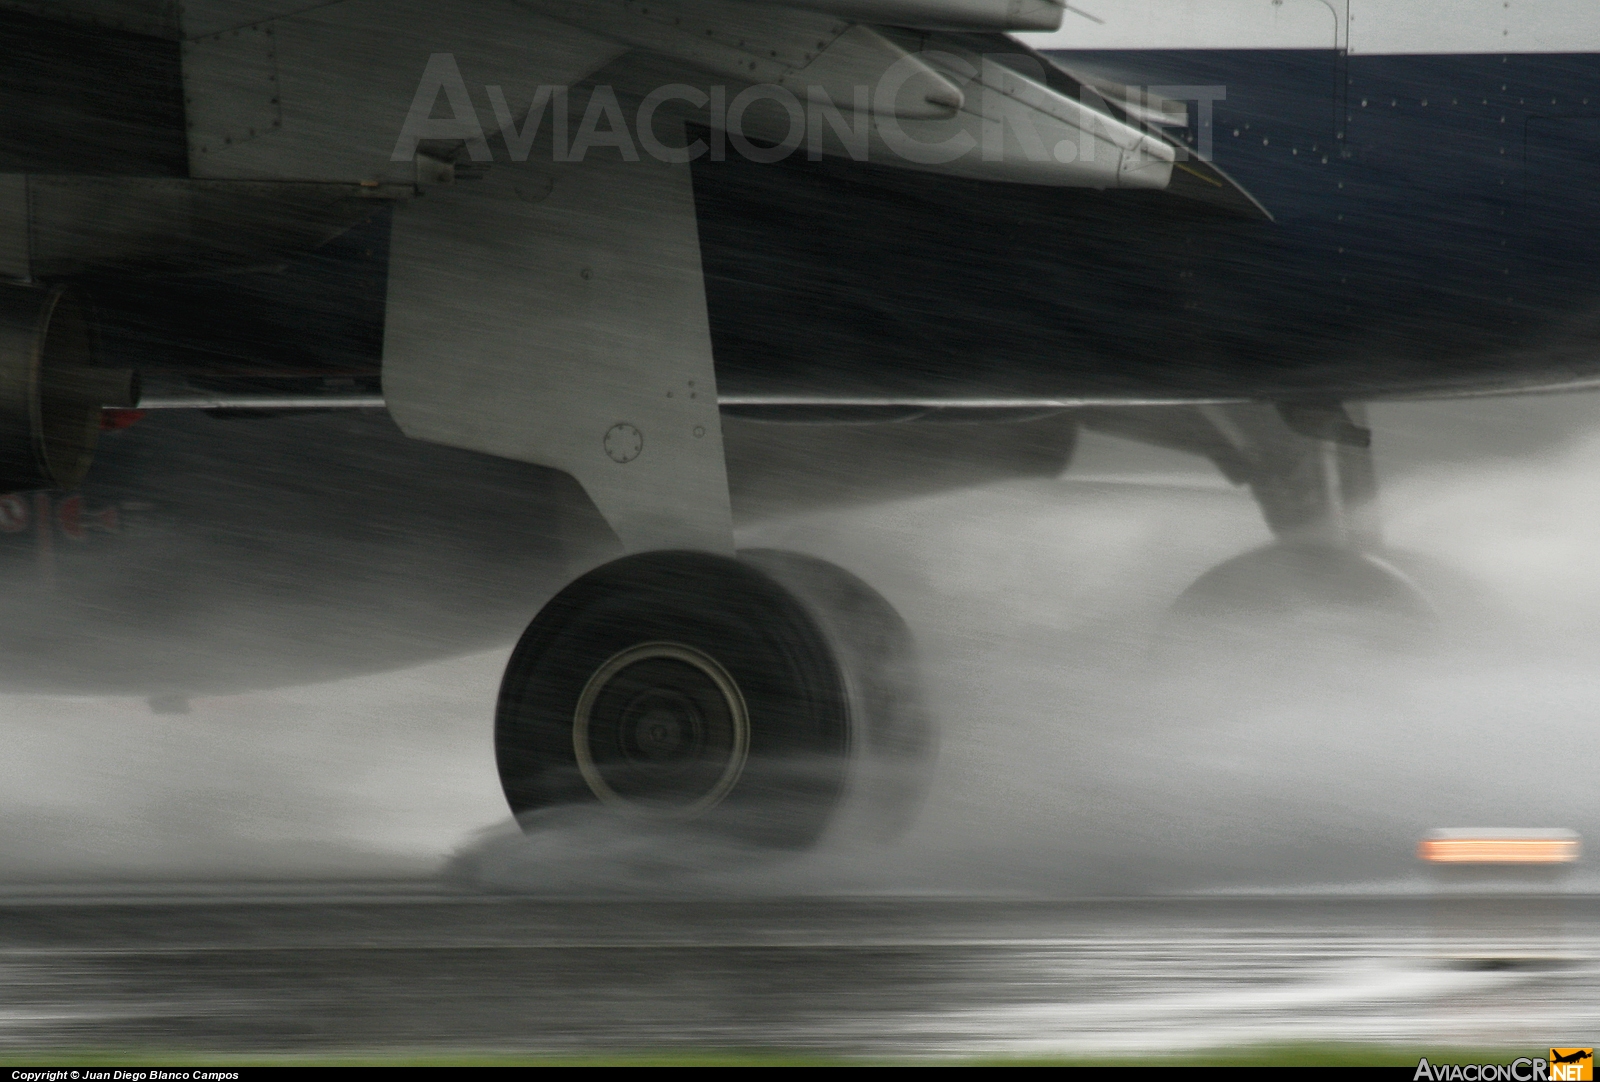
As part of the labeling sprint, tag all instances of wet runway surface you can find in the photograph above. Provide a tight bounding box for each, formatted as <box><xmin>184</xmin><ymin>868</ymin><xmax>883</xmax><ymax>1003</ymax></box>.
<box><xmin>0</xmin><ymin>886</ymin><xmax>1595</xmax><ymax>1056</ymax></box>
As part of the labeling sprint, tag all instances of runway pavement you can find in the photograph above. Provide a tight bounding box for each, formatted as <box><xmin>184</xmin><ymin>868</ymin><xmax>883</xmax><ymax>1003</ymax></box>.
<box><xmin>0</xmin><ymin>885</ymin><xmax>1593</xmax><ymax>1057</ymax></box>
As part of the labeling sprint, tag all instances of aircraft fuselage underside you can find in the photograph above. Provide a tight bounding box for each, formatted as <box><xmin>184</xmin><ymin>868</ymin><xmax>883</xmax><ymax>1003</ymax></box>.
<box><xmin>6</xmin><ymin>4</ymin><xmax>1599</xmax><ymax>404</ymax></box>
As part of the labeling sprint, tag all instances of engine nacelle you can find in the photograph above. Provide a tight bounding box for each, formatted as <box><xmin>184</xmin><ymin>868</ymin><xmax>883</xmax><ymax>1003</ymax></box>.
<box><xmin>0</xmin><ymin>285</ymin><xmax>138</xmax><ymax>492</ymax></box>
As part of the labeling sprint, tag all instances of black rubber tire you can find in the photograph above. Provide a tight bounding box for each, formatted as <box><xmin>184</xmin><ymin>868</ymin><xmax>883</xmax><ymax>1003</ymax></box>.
<box><xmin>1159</xmin><ymin>543</ymin><xmax>1439</xmax><ymax>666</ymax></box>
<box><xmin>739</xmin><ymin>548</ymin><xmax>933</xmax><ymax>843</ymax></box>
<box><xmin>495</xmin><ymin>549</ymin><xmax>925</xmax><ymax>849</ymax></box>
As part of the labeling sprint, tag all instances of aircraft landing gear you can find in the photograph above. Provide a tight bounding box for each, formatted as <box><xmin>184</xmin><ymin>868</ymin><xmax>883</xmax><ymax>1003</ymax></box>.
<box><xmin>378</xmin><ymin>139</ymin><xmax>937</xmax><ymax>849</ymax></box>
<box><xmin>1084</xmin><ymin>401</ymin><xmax>1473</xmax><ymax>656</ymax></box>
<box><xmin>494</xmin><ymin>549</ymin><xmax>930</xmax><ymax>849</ymax></box>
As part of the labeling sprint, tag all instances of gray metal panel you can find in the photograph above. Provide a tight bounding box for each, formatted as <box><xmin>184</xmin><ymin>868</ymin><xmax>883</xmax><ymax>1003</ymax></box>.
<box><xmin>383</xmin><ymin>142</ymin><xmax>733</xmax><ymax>554</ymax></box>
<box><xmin>182</xmin><ymin>0</ymin><xmax>624</xmax><ymax>183</ymax></box>
<box><xmin>182</xmin><ymin>23</ymin><xmax>283</xmax><ymax>157</ymax></box>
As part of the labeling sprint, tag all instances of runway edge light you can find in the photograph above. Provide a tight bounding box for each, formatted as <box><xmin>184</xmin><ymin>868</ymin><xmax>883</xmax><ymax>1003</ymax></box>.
<box><xmin>1418</xmin><ymin>828</ymin><xmax>1582</xmax><ymax>865</ymax></box>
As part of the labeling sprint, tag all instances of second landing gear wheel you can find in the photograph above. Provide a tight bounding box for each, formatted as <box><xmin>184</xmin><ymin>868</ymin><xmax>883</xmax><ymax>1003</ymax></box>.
<box><xmin>495</xmin><ymin>550</ymin><xmax>929</xmax><ymax>850</ymax></box>
<box><xmin>1161</xmin><ymin>543</ymin><xmax>1438</xmax><ymax>664</ymax></box>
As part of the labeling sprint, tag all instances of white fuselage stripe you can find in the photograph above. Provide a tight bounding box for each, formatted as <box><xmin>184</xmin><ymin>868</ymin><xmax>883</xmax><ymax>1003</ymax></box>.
<box><xmin>1018</xmin><ymin>0</ymin><xmax>1600</xmax><ymax>56</ymax></box>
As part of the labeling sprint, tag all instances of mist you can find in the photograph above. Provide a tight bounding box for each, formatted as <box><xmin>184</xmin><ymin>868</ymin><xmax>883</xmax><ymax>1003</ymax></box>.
<box><xmin>3</xmin><ymin>394</ymin><xmax>1600</xmax><ymax>895</ymax></box>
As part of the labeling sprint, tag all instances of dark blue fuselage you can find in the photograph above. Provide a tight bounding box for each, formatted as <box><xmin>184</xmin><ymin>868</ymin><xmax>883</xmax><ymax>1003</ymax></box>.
<box><xmin>695</xmin><ymin>49</ymin><xmax>1600</xmax><ymax>402</ymax></box>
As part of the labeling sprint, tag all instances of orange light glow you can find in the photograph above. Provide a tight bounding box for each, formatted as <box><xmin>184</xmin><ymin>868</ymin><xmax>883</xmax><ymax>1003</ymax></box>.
<box><xmin>1418</xmin><ymin>835</ymin><xmax>1581</xmax><ymax>865</ymax></box>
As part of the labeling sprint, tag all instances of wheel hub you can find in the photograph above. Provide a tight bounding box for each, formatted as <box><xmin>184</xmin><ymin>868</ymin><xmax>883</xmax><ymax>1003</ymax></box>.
<box><xmin>573</xmin><ymin>642</ymin><xmax>750</xmax><ymax>815</ymax></box>
<box><xmin>624</xmin><ymin>691</ymin><xmax>695</xmax><ymax>760</ymax></box>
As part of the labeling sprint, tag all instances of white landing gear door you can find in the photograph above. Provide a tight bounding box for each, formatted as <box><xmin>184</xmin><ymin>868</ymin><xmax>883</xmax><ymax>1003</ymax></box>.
<box><xmin>382</xmin><ymin>146</ymin><xmax>733</xmax><ymax>555</ymax></box>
